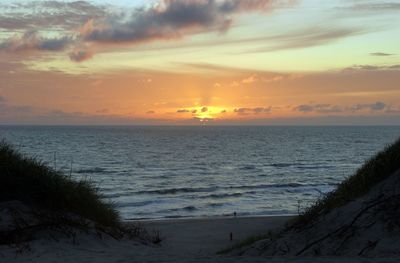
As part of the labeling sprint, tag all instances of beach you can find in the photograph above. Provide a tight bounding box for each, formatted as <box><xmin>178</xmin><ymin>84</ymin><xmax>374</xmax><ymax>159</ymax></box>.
<box><xmin>2</xmin><ymin>215</ymin><xmax>399</xmax><ymax>263</ymax></box>
<box><xmin>0</xmin><ymin>215</ymin><xmax>289</xmax><ymax>262</ymax></box>
<box><xmin>138</xmin><ymin>215</ymin><xmax>292</xmax><ymax>256</ymax></box>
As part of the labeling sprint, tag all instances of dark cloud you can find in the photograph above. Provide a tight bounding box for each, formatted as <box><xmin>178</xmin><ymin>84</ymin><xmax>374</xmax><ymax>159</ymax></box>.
<box><xmin>68</xmin><ymin>49</ymin><xmax>93</xmax><ymax>62</ymax></box>
<box><xmin>0</xmin><ymin>31</ymin><xmax>72</xmax><ymax>53</ymax></box>
<box><xmin>146</xmin><ymin>110</ymin><xmax>156</xmax><ymax>114</ymax></box>
<box><xmin>294</xmin><ymin>102</ymin><xmax>389</xmax><ymax>114</ymax></box>
<box><xmin>294</xmin><ymin>104</ymin><xmax>343</xmax><ymax>114</ymax></box>
<box><xmin>201</xmin><ymin>106</ymin><xmax>208</xmax><ymax>112</ymax></box>
<box><xmin>294</xmin><ymin>104</ymin><xmax>314</xmax><ymax>113</ymax></box>
<box><xmin>0</xmin><ymin>0</ymin><xmax>295</xmax><ymax>62</ymax></box>
<box><xmin>81</xmin><ymin>0</ymin><xmax>289</xmax><ymax>44</ymax></box>
<box><xmin>370</xmin><ymin>52</ymin><xmax>394</xmax><ymax>57</ymax></box>
<box><xmin>234</xmin><ymin>107</ymin><xmax>272</xmax><ymax>115</ymax></box>
<box><xmin>177</xmin><ymin>109</ymin><xmax>190</xmax><ymax>113</ymax></box>
<box><xmin>350</xmin><ymin>102</ymin><xmax>387</xmax><ymax>112</ymax></box>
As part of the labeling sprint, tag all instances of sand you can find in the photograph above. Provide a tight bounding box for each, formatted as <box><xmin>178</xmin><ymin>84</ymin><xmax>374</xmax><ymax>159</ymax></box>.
<box><xmin>240</xmin><ymin>170</ymin><xmax>400</xmax><ymax>259</ymax></box>
<box><xmin>1</xmin><ymin>215</ymin><xmax>399</xmax><ymax>262</ymax></box>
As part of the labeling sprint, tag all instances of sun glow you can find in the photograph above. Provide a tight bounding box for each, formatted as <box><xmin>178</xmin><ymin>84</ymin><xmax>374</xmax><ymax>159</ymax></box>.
<box><xmin>174</xmin><ymin>106</ymin><xmax>229</xmax><ymax>121</ymax></box>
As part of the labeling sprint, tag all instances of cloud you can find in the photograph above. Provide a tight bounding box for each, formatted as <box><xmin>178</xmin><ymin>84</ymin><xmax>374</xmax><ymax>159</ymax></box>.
<box><xmin>0</xmin><ymin>0</ymin><xmax>295</xmax><ymax>61</ymax></box>
<box><xmin>244</xmin><ymin>27</ymin><xmax>366</xmax><ymax>53</ymax></box>
<box><xmin>294</xmin><ymin>104</ymin><xmax>343</xmax><ymax>114</ymax></box>
<box><xmin>146</xmin><ymin>110</ymin><xmax>156</xmax><ymax>114</ymax></box>
<box><xmin>241</xmin><ymin>74</ymin><xmax>258</xmax><ymax>84</ymax></box>
<box><xmin>350</xmin><ymin>102</ymin><xmax>388</xmax><ymax>112</ymax></box>
<box><xmin>68</xmin><ymin>49</ymin><xmax>94</xmax><ymax>62</ymax></box>
<box><xmin>345</xmin><ymin>2</ymin><xmax>400</xmax><ymax>12</ymax></box>
<box><xmin>81</xmin><ymin>0</ymin><xmax>289</xmax><ymax>45</ymax></box>
<box><xmin>177</xmin><ymin>109</ymin><xmax>190</xmax><ymax>113</ymax></box>
<box><xmin>0</xmin><ymin>31</ymin><xmax>72</xmax><ymax>53</ymax></box>
<box><xmin>201</xmin><ymin>106</ymin><xmax>208</xmax><ymax>112</ymax></box>
<box><xmin>343</xmin><ymin>64</ymin><xmax>400</xmax><ymax>72</ymax></box>
<box><xmin>370</xmin><ymin>52</ymin><xmax>394</xmax><ymax>57</ymax></box>
<box><xmin>0</xmin><ymin>1</ymin><xmax>106</xmax><ymax>30</ymax></box>
<box><xmin>234</xmin><ymin>107</ymin><xmax>272</xmax><ymax>115</ymax></box>
<box><xmin>294</xmin><ymin>102</ymin><xmax>390</xmax><ymax>114</ymax></box>
<box><xmin>0</xmin><ymin>96</ymin><xmax>33</xmax><ymax>115</ymax></box>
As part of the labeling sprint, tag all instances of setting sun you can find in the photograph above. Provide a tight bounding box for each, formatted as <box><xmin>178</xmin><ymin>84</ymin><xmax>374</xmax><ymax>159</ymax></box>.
<box><xmin>1</xmin><ymin>1</ymin><xmax>400</xmax><ymax>262</ymax></box>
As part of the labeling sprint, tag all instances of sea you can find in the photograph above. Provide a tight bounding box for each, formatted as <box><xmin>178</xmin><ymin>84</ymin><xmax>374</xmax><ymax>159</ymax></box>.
<box><xmin>1</xmin><ymin>126</ymin><xmax>399</xmax><ymax>220</ymax></box>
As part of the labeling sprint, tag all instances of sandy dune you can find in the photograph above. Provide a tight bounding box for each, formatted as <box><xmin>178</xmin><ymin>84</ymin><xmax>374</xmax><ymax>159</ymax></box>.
<box><xmin>2</xmin><ymin>214</ymin><xmax>399</xmax><ymax>262</ymax></box>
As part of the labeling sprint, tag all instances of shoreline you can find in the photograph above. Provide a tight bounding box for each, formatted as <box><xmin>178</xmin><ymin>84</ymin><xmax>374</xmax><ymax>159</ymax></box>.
<box><xmin>129</xmin><ymin>215</ymin><xmax>295</xmax><ymax>257</ymax></box>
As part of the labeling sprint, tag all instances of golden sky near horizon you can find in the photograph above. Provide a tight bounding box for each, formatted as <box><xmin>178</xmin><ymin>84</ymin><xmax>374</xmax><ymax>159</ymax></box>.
<box><xmin>0</xmin><ymin>0</ymin><xmax>399</xmax><ymax>125</ymax></box>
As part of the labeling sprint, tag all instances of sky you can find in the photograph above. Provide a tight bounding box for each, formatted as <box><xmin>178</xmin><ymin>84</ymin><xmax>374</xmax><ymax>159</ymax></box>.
<box><xmin>0</xmin><ymin>0</ymin><xmax>399</xmax><ymax>125</ymax></box>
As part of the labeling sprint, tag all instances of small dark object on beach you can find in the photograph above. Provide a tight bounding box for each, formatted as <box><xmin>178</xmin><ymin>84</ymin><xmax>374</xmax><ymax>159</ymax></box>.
<box><xmin>233</xmin><ymin>212</ymin><xmax>237</xmax><ymax>217</ymax></box>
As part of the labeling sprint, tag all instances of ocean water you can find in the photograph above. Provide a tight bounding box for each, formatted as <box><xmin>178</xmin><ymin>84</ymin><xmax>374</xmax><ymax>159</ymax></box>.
<box><xmin>1</xmin><ymin>126</ymin><xmax>399</xmax><ymax>220</ymax></box>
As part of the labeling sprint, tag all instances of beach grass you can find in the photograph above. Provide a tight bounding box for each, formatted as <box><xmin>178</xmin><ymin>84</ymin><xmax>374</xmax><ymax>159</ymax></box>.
<box><xmin>292</xmin><ymin>136</ymin><xmax>400</xmax><ymax>228</ymax></box>
<box><xmin>0</xmin><ymin>141</ymin><xmax>120</xmax><ymax>227</ymax></box>
<box><xmin>219</xmin><ymin>136</ymin><xmax>400</xmax><ymax>253</ymax></box>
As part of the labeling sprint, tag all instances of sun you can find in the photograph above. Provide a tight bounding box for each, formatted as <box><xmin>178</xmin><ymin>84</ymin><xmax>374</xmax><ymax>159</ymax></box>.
<box><xmin>193</xmin><ymin>106</ymin><xmax>227</xmax><ymax>120</ymax></box>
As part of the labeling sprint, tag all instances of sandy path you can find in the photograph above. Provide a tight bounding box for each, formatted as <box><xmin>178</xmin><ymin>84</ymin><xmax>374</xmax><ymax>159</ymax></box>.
<box><xmin>139</xmin><ymin>216</ymin><xmax>291</xmax><ymax>256</ymax></box>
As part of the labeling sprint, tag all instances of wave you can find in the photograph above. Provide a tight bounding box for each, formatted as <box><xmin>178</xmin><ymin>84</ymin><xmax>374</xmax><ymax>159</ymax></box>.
<box><xmin>155</xmin><ymin>205</ymin><xmax>198</xmax><ymax>214</ymax></box>
<box><xmin>134</xmin><ymin>183</ymin><xmax>337</xmax><ymax>195</ymax></box>
<box><xmin>202</xmin><ymin>192</ymin><xmax>243</xmax><ymax>199</ymax></box>
<box><xmin>116</xmin><ymin>200</ymin><xmax>158</xmax><ymax>208</ymax></box>
<box><xmin>269</xmin><ymin>163</ymin><xmax>333</xmax><ymax>169</ymax></box>
<box><xmin>135</xmin><ymin>186</ymin><xmax>217</xmax><ymax>195</ymax></box>
<box><xmin>75</xmin><ymin>167</ymin><xmax>106</xmax><ymax>174</ymax></box>
<box><xmin>239</xmin><ymin>165</ymin><xmax>257</xmax><ymax>170</ymax></box>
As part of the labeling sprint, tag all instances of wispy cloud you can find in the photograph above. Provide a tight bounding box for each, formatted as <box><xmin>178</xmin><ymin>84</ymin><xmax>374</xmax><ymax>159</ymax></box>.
<box><xmin>350</xmin><ymin>102</ymin><xmax>387</xmax><ymax>112</ymax></box>
<box><xmin>234</xmin><ymin>107</ymin><xmax>272</xmax><ymax>115</ymax></box>
<box><xmin>0</xmin><ymin>0</ymin><xmax>296</xmax><ymax>62</ymax></box>
<box><xmin>177</xmin><ymin>109</ymin><xmax>190</xmax><ymax>113</ymax></box>
<box><xmin>293</xmin><ymin>102</ymin><xmax>390</xmax><ymax>114</ymax></box>
<box><xmin>0</xmin><ymin>1</ymin><xmax>106</xmax><ymax>30</ymax></box>
<box><xmin>68</xmin><ymin>49</ymin><xmax>94</xmax><ymax>62</ymax></box>
<box><xmin>0</xmin><ymin>31</ymin><xmax>73</xmax><ymax>53</ymax></box>
<box><xmin>370</xmin><ymin>52</ymin><xmax>395</xmax><ymax>57</ymax></box>
<box><xmin>294</xmin><ymin>104</ymin><xmax>343</xmax><ymax>114</ymax></box>
<box><xmin>245</xmin><ymin>27</ymin><xmax>366</xmax><ymax>53</ymax></box>
<box><xmin>346</xmin><ymin>2</ymin><xmax>400</xmax><ymax>12</ymax></box>
<box><xmin>343</xmin><ymin>64</ymin><xmax>400</xmax><ymax>71</ymax></box>
<box><xmin>80</xmin><ymin>0</ymin><xmax>288</xmax><ymax>45</ymax></box>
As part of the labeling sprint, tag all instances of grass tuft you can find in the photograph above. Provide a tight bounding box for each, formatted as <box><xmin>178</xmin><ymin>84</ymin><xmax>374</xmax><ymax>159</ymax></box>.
<box><xmin>218</xmin><ymin>136</ymin><xmax>400</xmax><ymax>254</ymax></box>
<box><xmin>292</xmin><ymin>137</ymin><xmax>400</xmax><ymax>228</ymax></box>
<box><xmin>0</xmin><ymin>141</ymin><xmax>120</xmax><ymax>227</ymax></box>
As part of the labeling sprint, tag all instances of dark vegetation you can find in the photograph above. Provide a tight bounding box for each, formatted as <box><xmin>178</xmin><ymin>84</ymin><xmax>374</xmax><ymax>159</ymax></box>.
<box><xmin>0</xmin><ymin>141</ymin><xmax>119</xmax><ymax>227</ymax></box>
<box><xmin>292</xmin><ymin>136</ymin><xmax>400</xmax><ymax>228</ymax></box>
<box><xmin>220</xmin><ymin>137</ymin><xmax>400</xmax><ymax>254</ymax></box>
<box><xmin>0</xmin><ymin>141</ymin><xmax>161</xmax><ymax>247</ymax></box>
